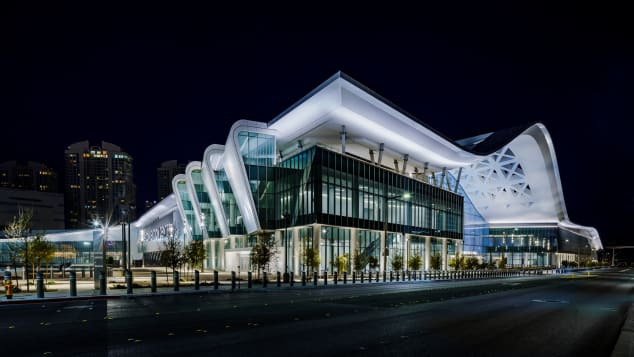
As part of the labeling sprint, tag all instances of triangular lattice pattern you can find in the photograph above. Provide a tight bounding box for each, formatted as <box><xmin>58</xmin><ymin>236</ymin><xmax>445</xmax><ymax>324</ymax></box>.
<box><xmin>456</xmin><ymin>146</ymin><xmax>534</xmax><ymax>211</ymax></box>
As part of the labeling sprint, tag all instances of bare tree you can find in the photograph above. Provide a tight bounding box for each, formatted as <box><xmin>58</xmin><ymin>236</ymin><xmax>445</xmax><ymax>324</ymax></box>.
<box><xmin>3</xmin><ymin>207</ymin><xmax>33</xmax><ymax>291</ymax></box>
<box><xmin>250</xmin><ymin>232</ymin><xmax>278</xmax><ymax>279</ymax></box>
<box><xmin>184</xmin><ymin>240</ymin><xmax>206</xmax><ymax>278</ymax></box>
<box><xmin>160</xmin><ymin>227</ymin><xmax>183</xmax><ymax>281</ymax></box>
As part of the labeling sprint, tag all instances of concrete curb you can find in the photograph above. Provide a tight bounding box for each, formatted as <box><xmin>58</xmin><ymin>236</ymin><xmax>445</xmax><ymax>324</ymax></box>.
<box><xmin>612</xmin><ymin>303</ymin><xmax>634</xmax><ymax>357</ymax></box>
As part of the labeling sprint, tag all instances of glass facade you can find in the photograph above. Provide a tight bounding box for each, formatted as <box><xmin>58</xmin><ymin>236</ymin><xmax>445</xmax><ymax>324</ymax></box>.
<box><xmin>214</xmin><ymin>169</ymin><xmax>246</xmax><ymax>235</ymax></box>
<box><xmin>486</xmin><ymin>227</ymin><xmax>557</xmax><ymax>267</ymax></box>
<box><xmin>238</xmin><ymin>131</ymin><xmax>277</xmax><ymax>229</ymax></box>
<box><xmin>313</xmin><ymin>147</ymin><xmax>463</xmax><ymax>238</ymax></box>
<box><xmin>176</xmin><ymin>180</ymin><xmax>203</xmax><ymax>240</ymax></box>
<box><xmin>357</xmin><ymin>230</ymin><xmax>381</xmax><ymax>270</ymax></box>
<box><xmin>320</xmin><ymin>226</ymin><xmax>351</xmax><ymax>272</ymax></box>
<box><xmin>190</xmin><ymin>169</ymin><xmax>221</xmax><ymax>238</ymax></box>
<box><xmin>274</xmin><ymin>146</ymin><xmax>463</xmax><ymax>239</ymax></box>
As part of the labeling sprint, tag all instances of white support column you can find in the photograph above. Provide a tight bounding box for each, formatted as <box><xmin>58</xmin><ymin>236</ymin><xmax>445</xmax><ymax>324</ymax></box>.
<box><xmin>350</xmin><ymin>228</ymin><xmax>358</xmax><ymax>270</ymax></box>
<box><xmin>442</xmin><ymin>238</ymin><xmax>448</xmax><ymax>270</ymax></box>
<box><xmin>425</xmin><ymin>236</ymin><xmax>431</xmax><ymax>270</ymax></box>
<box><xmin>456</xmin><ymin>239</ymin><xmax>462</xmax><ymax>257</ymax></box>
<box><xmin>230</xmin><ymin>237</ymin><xmax>236</xmax><ymax>249</ymax></box>
<box><xmin>314</xmin><ymin>225</ymin><xmax>322</xmax><ymax>271</ymax></box>
<box><xmin>380</xmin><ymin>230</ymin><xmax>387</xmax><ymax>272</ymax></box>
<box><xmin>293</xmin><ymin>227</ymin><xmax>300</xmax><ymax>274</ymax></box>
<box><xmin>404</xmin><ymin>233</ymin><xmax>411</xmax><ymax>270</ymax></box>
<box><xmin>219</xmin><ymin>239</ymin><xmax>225</xmax><ymax>271</ymax></box>
<box><xmin>210</xmin><ymin>240</ymin><xmax>216</xmax><ymax>270</ymax></box>
<box><xmin>313</xmin><ymin>225</ymin><xmax>321</xmax><ymax>251</ymax></box>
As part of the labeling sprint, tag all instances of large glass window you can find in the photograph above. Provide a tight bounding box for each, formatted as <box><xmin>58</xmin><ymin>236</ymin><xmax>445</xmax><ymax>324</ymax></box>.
<box><xmin>320</xmin><ymin>226</ymin><xmax>351</xmax><ymax>273</ymax></box>
<box><xmin>176</xmin><ymin>180</ymin><xmax>202</xmax><ymax>240</ymax></box>
<box><xmin>214</xmin><ymin>169</ymin><xmax>246</xmax><ymax>235</ymax></box>
<box><xmin>356</xmin><ymin>230</ymin><xmax>381</xmax><ymax>271</ymax></box>
<box><xmin>191</xmin><ymin>169</ymin><xmax>221</xmax><ymax>238</ymax></box>
<box><xmin>314</xmin><ymin>146</ymin><xmax>463</xmax><ymax>240</ymax></box>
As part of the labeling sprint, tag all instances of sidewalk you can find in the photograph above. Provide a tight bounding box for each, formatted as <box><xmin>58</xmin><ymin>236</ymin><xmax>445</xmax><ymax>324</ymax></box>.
<box><xmin>1</xmin><ymin>268</ymin><xmax>579</xmax><ymax>304</ymax></box>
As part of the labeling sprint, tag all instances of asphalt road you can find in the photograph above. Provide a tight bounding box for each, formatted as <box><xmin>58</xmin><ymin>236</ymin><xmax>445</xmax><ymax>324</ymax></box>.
<box><xmin>1</xmin><ymin>268</ymin><xmax>632</xmax><ymax>356</ymax></box>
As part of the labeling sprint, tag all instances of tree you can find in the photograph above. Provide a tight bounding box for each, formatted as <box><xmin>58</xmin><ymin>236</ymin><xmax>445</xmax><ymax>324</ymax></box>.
<box><xmin>430</xmin><ymin>252</ymin><xmax>442</xmax><ymax>270</ymax></box>
<box><xmin>250</xmin><ymin>233</ymin><xmax>277</xmax><ymax>279</ymax></box>
<box><xmin>185</xmin><ymin>240</ymin><xmax>206</xmax><ymax>278</ymax></box>
<box><xmin>353</xmin><ymin>249</ymin><xmax>368</xmax><ymax>272</ymax></box>
<box><xmin>497</xmin><ymin>256</ymin><xmax>507</xmax><ymax>269</ymax></box>
<box><xmin>5</xmin><ymin>242</ymin><xmax>22</xmax><ymax>287</ymax></box>
<box><xmin>465</xmin><ymin>256</ymin><xmax>479</xmax><ymax>270</ymax></box>
<box><xmin>302</xmin><ymin>247</ymin><xmax>320</xmax><ymax>273</ymax></box>
<box><xmin>368</xmin><ymin>256</ymin><xmax>379</xmax><ymax>272</ymax></box>
<box><xmin>3</xmin><ymin>207</ymin><xmax>33</xmax><ymax>291</ymax></box>
<box><xmin>29</xmin><ymin>235</ymin><xmax>55</xmax><ymax>275</ymax></box>
<box><xmin>408</xmin><ymin>255</ymin><xmax>422</xmax><ymax>271</ymax></box>
<box><xmin>449</xmin><ymin>254</ymin><xmax>464</xmax><ymax>270</ymax></box>
<box><xmin>391</xmin><ymin>254</ymin><xmax>403</xmax><ymax>271</ymax></box>
<box><xmin>160</xmin><ymin>229</ymin><xmax>183</xmax><ymax>280</ymax></box>
<box><xmin>335</xmin><ymin>253</ymin><xmax>349</xmax><ymax>273</ymax></box>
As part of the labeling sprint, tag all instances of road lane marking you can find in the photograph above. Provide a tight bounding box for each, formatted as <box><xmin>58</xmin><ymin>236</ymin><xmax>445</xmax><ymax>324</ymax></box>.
<box><xmin>531</xmin><ymin>299</ymin><xmax>569</xmax><ymax>304</ymax></box>
<box><xmin>62</xmin><ymin>305</ymin><xmax>93</xmax><ymax>310</ymax></box>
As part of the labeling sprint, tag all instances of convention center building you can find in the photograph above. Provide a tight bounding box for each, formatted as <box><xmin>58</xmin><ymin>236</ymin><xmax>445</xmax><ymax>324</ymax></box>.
<box><xmin>133</xmin><ymin>72</ymin><xmax>602</xmax><ymax>274</ymax></box>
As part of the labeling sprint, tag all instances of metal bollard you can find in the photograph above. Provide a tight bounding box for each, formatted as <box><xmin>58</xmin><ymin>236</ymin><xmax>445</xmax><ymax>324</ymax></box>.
<box><xmin>99</xmin><ymin>270</ymin><xmax>107</xmax><ymax>295</ymax></box>
<box><xmin>277</xmin><ymin>272</ymin><xmax>281</xmax><ymax>287</ymax></box>
<box><xmin>290</xmin><ymin>272</ymin><xmax>294</xmax><ymax>287</ymax></box>
<box><xmin>334</xmin><ymin>271</ymin><xmax>338</xmax><ymax>285</ymax></box>
<box><xmin>324</xmin><ymin>271</ymin><xmax>328</xmax><ymax>286</ymax></box>
<box><xmin>376</xmin><ymin>271</ymin><xmax>380</xmax><ymax>282</ymax></box>
<box><xmin>302</xmin><ymin>271</ymin><xmax>306</xmax><ymax>286</ymax></box>
<box><xmin>248</xmin><ymin>271</ymin><xmax>253</xmax><ymax>288</ymax></box>
<box><xmin>126</xmin><ymin>270</ymin><xmax>133</xmax><ymax>294</ymax></box>
<box><xmin>383</xmin><ymin>270</ymin><xmax>387</xmax><ymax>282</ymax></box>
<box><xmin>402</xmin><ymin>270</ymin><xmax>406</xmax><ymax>281</ymax></box>
<box><xmin>361</xmin><ymin>271</ymin><xmax>365</xmax><ymax>283</ymax></box>
<box><xmin>263</xmin><ymin>272</ymin><xmax>268</xmax><ymax>288</ymax></box>
<box><xmin>231</xmin><ymin>271</ymin><xmax>236</xmax><ymax>290</ymax></box>
<box><xmin>313</xmin><ymin>271</ymin><xmax>317</xmax><ymax>286</ymax></box>
<box><xmin>173</xmin><ymin>271</ymin><xmax>180</xmax><ymax>291</ymax></box>
<box><xmin>396</xmin><ymin>271</ymin><xmax>400</xmax><ymax>282</ymax></box>
<box><xmin>343</xmin><ymin>271</ymin><xmax>348</xmax><ymax>284</ymax></box>
<box><xmin>352</xmin><ymin>272</ymin><xmax>356</xmax><ymax>284</ymax></box>
<box><xmin>408</xmin><ymin>271</ymin><xmax>411</xmax><ymax>281</ymax></box>
<box><xmin>151</xmin><ymin>271</ymin><xmax>157</xmax><ymax>293</ymax></box>
<box><xmin>70</xmin><ymin>271</ymin><xmax>77</xmax><ymax>297</ymax></box>
<box><xmin>194</xmin><ymin>270</ymin><xmax>200</xmax><ymax>291</ymax></box>
<box><xmin>213</xmin><ymin>270</ymin><xmax>219</xmax><ymax>290</ymax></box>
<box><xmin>390</xmin><ymin>271</ymin><xmax>393</xmax><ymax>282</ymax></box>
<box><xmin>37</xmin><ymin>271</ymin><xmax>44</xmax><ymax>298</ymax></box>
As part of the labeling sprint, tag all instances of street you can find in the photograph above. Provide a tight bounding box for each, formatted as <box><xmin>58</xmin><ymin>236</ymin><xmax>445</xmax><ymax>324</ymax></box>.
<box><xmin>0</xmin><ymin>268</ymin><xmax>632</xmax><ymax>356</ymax></box>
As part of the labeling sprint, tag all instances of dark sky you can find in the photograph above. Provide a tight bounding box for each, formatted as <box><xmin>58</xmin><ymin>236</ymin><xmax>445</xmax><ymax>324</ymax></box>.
<box><xmin>2</xmin><ymin>5</ymin><xmax>632</xmax><ymax>246</ymax></box>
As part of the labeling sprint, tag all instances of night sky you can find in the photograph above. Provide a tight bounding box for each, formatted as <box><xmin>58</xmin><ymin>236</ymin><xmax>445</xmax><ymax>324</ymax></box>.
<box><xmin>2</xmin><ymin>5</ymin><xmax>632</xmax><ymax>246</ymax></box>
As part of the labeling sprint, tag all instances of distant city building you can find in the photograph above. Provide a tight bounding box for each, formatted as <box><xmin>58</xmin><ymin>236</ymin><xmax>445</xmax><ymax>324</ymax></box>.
<box><xmin>157</xmin><ymin>160</ymin><xmax>187</xmax><ymax>200</ymax></box>
<box><xmin>64</xmin><ymin>141</ymin><xmax>136</xmax><ymax>228</ymax></box>
<box><xmin>0</xmin><ymin>187</ymin><xmax>64</xmax><ymax>230</ymax></box>
<box><xmin>0</xmin><ymin>160</ymin><xmax>59</xmax><ymax>192</ymax></box>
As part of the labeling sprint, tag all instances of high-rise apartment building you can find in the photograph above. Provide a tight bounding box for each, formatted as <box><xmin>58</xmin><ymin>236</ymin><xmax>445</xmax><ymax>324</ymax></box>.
<box><xmin>0</xmin><ymin>160</ymin><xmax>59</xmax><ymax>192</ymax></box>
<box><xmin>64</xmin><ymin>141</ymin><xmax>136</xmax><ymax>228</ymax></box>
<box><xmin>157</xmin><ymin>160</ymin><xmax>187</xmax><ymax>200</ymax></box>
